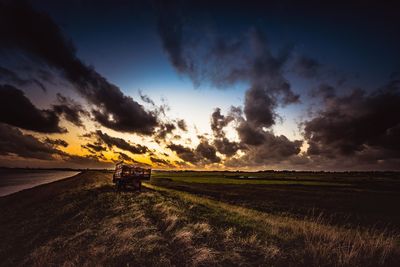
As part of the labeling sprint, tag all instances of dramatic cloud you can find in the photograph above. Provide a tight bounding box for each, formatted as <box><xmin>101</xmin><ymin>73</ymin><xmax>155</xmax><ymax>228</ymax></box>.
<box><xmin>155</xmin><ymin>3</ymin><xmax>299</xmax><ymax>95</ymax></box>
<box><xmin>155</xmin><ymin>0</ymin><xmax>187</xmax><ymax>73</ymax></box>
<box><xmin>238</xmin><ymin>132</ymin><xmax>302</xmax><ymax>163</ymax></box>
<box><xmin>0</xmin><ymin>84</ymin><xmax>65</xmax><ymax>133</ymax></box>
<box><xmin>63</xmin><ymin>154</ymin><xmax>110</xmax><ymax>168</ymax></box>
<box><xmin>157</xmin><ymin>9</ymin><xmax>303</xmax><ymax>165</ymax></box>
<box><xmin>0</xmin><ymin>1</ymin><xmax>158</xmax><ymax>134</ymax></box>
<box><xmin>1</xmin><ymin>0</ymin><xmax>398</xmax><ymax>170</ymax></box>
<box><xmin>114</xmin><ymin>152</ymin><xmax>150</xmax><ymax>167</ymax></box>
<box><xmin>53</xmin><ymin>93</ymin><xmax>89</xmax><ymax>127</ymax></box>
<box><xmin>213</xmin><ymin>138</ymin><xmax>240</xmax><ymax>157</ymax></box>
<box><xmin>0</xmin><ymin>123</ymin><xmax>60</xmax><ymax>160</ymax></box>
<box><xmin>0</xmin><ymin>85</ymin><xmax>88</xmax><ymax>133</ymax></box>
<box><xmin>153</xmin><ymin>118</ymin><xmax>190</xmax><ymax>143</ymax></box>
<box><xmin>167</xmin><ymin>143</ymin><xmax>199</xmax><ymax>164</ymax></box>
<box><xmin>94</xmin><ymin>130</ymin><xmax>149</xmax><ymax>154</ymax></box>
<box><xmin>195</xmin><ymin>139</ymin><xmax>221</xmax><ymax>163</ymax></box>
<box><xmin>0</xmin><ymin>66</ymin><xmax>46</xmax><ymax>92</ymax></box>
<box><xmin>236</xmin><ymin>121</ymin><xmax>266</xmax><ymax>146</ymax></box>
<box><xmin>155</xmin><ymin>122</ymin><xmax>176</xmax><ymax>141</ymax></box>
<box><xmin>304</xmin><ymin>80</ymin><xmax>400</xmax><ymax>166</ymax></box>
<box><xmin>210</xmin><ymin>108</ymin><xmax>234</xmax><ymax>138</ymax></box>
<box><xmin>156</xmin><ymin>7</ymin><xmax>300</xmax><ymax>136</ymax></box>
<box><xmin>0</xmin><ymin>123</ymin><xmax>111</xmax><ymax>167</ymax></box>
<box><xmin>116</xmin><ymin>152</ymin><xmax>135</xmax><ymax>163</ymax></box>
<box><xmin>167</xmin><ymin>138</ymin><xmax>221</xmax><ymax>165</ymax></box>
<box><xmin>45</xmin><ymin>138</ymin><xmax>69</xmax><ymax>148</ymax></box>
<box><xmin>210</xmin><ymin>106</ymin><xmax>303</xmax><ymax>167</ymax></box>
<box><xmin>210</xmin><ymin>108</ymin><xmax>240</xmax><ymax>156</ymax></box>
<box><xmin>82</xmin><ymin>142</ymin><xmax>106</xmax><ymax>154</ymax></box>
<box><xmin>150</xmin><ymin>156</ymin><xmax>174</xmax><ymax>168</ymax></box>
<box><xmin>244</xmin><ymin>86</ymin><xmax>277</xmax><ymax>128</ymax></box>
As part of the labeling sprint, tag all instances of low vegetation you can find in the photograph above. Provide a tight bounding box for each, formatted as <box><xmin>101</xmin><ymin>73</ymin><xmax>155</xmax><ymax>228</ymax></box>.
<box><xmin>0</xmin><ymin>171</ymin><xmax>399</xmax><ymax>266</ymax></box>
<box><xmin>151</xmin><ymin>171</ymin><xmax>400</xmax><ymax>229</ymax></box>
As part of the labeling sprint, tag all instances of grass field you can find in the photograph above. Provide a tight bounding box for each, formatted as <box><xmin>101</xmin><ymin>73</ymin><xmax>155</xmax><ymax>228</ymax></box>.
<box><xmin>0</xmin><ymin>171</ymin><xmax>399</xmax><ymax>266</ymax></box>
<box><xmin>151</xmin><ymin>171</ymin><xmax>400</xmax><ymax>229</ymax></box>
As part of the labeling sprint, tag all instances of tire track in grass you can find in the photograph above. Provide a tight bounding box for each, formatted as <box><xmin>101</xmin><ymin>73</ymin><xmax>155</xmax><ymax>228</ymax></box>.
<box><xmin>143</xmin><ymin>185</ymin><xmax>283</xmax><ymax>266</ymax></box>
<box><xmin>137</xmin><ymin>190</ymin><xmax>217</xmax><ymax>266</ymax></box>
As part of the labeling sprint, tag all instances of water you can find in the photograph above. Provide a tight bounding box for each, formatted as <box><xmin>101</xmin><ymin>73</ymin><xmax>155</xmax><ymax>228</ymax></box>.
<box><xmin>0</xmin><ymin>169</ymin><xmax>81</xmax><ymax>197</ymax></box>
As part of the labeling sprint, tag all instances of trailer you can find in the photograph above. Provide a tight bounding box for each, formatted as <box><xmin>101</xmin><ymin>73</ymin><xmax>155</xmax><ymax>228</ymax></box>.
<box><xmin>112</xmin><ymin>162</ymin><xmax>151</xmax><ymax>191</ymax></box>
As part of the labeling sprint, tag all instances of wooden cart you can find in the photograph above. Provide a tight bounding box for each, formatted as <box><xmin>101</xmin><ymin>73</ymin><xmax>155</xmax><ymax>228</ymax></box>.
<box><xmin>112</xmin><ymin>162</ymin><xmax>151</xmax><ymax>191</ymax></box>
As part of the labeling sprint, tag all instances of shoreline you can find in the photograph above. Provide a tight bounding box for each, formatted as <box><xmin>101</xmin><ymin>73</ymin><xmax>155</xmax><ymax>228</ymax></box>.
<box><xmin>0</xmin><ymin>170</ymin><xmax>82</xmax><ymax>198</ymax></box>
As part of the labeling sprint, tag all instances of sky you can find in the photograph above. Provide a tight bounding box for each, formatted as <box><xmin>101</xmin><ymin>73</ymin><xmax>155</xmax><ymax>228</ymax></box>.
<box><xmin>0</xmin><ymin>0</ymin><xmax>400</xmax><ymax>170</ymax></box>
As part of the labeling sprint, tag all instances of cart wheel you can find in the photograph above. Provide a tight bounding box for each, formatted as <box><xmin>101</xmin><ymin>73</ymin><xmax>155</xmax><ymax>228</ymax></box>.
<box><xmin>116</xmin><ymin>180</ymin><xmax>122</xmax><ymax>192</ymax></box>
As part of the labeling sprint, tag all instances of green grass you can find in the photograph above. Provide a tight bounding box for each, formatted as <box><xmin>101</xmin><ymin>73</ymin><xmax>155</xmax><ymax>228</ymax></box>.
<box><xmin>151</xmin><ymin>172</ymin><xmax>351</xmax><ymax>186</ymax></box>
<box><xmin>144</xmin><ymin>182</ymin><xmax>400</xmax><ymax>266</ymax></box>
<box><xmin>150</xmin><ymin>170</ymin><xmax>400</xmax><ymax>230</ymax></box>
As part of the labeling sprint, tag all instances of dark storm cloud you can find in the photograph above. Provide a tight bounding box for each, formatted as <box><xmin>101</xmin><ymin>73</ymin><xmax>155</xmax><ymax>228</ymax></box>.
<box><xmin>0</xmin><ymin>84</ymin><xmax>88</xmax><ymax>133</ymax></box>
<box><xmin>154</xmin><ymin>0</ymin><xmax>188</xmax><ymax>73</ymax></box>
<box><xmin>238</xmin><ymin>124</ymin><xmax>302</xmax><ymax>162</ymax></box>
<box><xmin>236</xmin><ymin>121</ymin><xmax>266</xmax><ymax>146</ymax></box>
<box><xmin>150</xmin><ymin>156</ymin><xmax>173</xmax><ymax>167</ymax></box>
<box><xmin>213</xmin><ymin>138</ymin><xmax>240</xmax><ymax>157</ymax></box>
<box><xmin>210</xmin><ymin>108</ymin><xmax>240</xmax><ymax>156</ymax></box>
<box><xmin>245</xmin><ymin>132</ymin><xmax>302</xmax><ymax>161</ymax></box>
<box><xmin>225</xmin><ymin>132</ymin><xmax>303</xmax><ymax>168</ymax></box>
<box><xmin>0</xmin><ymin>123</ymin><xmax>59</xmax><ymax>160</ymax></box>
<box><xmin>155</xmin><ymin>122</ymin><xmax>176</xmax><ymax>141</ymax></box>
<box><xmin>53</xmin><ymin>93</ymin><xmax>89</xmax><ymax>127</ymax></box>
<box><xmin>210</xmin><ymin>106</ymin><xmax>303</xmax><ymax>166</ymax></box>
<box><xmin>154</xmin><ymin>0</ymin><xmax>400</xmax><ymax>170</ymax></box>
<box><xmin>116</xmin><ymin>152</ymin><xmax>135</xmax><ymax>163</ymax></box>
<box><xmin>64</xmin><ymin>154</ymin><xmax>108</xmax><ymax>167</ymax></box>
<box><xmin>195</xmin><ymin>139</ymin><xmax>221</xmax><ymax>163</ymax></box>
<box><xmin>167</xmin><ymin>138</ymin><xmax>221</xmax><ymax>165</ymax></box>
<box><xmin>45</xmin><ymin>138</ymin><xmax>69</xmax><ymax>148</ymax></box>
<box><xmin>0</xmin><ymin>1</ymin><xmax>158</xmax><ymax>134</ymax></box>
<box><xmin>82</xmin><ymin>142</ymin><xmax>106</xmax><ymax>154</ymax></box>
<box><xmin>0</xmin><ymin>122</ymin><xmax>108</xmax><ymax>166</ymax></box>
<box><xmin>210</xmin><ymin>108</ymin><xmax>234</xmax><ymax>138</ymax></box>
<box><xmin>304</xmin><ymin>80</ymin><xmax>400</xmax><ymax>163</ymax></box>
<box><xmin>0</xmin><ymin>66</ymin><xmax>47</xmax><ymax>92</ymax></box>
<box><xmin>95</xmin><ymin>130</ymin><xmax>149</xmax><ymax>154</ymax></box>
<box><xmin>153</xmin><ymin>118</ymin><xmax>189</xmax><ymax>142</ymax></box>
<box><xmin>156</xmin><ymin>7</ymin><xmax>299</xmax><ymax>131</ymax></box>
<box><xmin>115</xmin><ymin>152</ymin><xmax>150</xmax><ymax>167</ymax></box>
<box><xmin>244</xmin><ymin>86</ymin><xmax>277</xmax><ymax>128</ymax></box>
<box><xmin>155</xmin><ymin>3</ymin><xmax>329</xmax><ymax>168</ymax></box>
<box><xmin>0</xmin><ymin>84</ymin><xmax>65</xmax><ymax>133</ymax></box>
<box><xmin>167</xmin><ymin>143</ymin><xmax>199</xmax><ymax>164</ymax></box>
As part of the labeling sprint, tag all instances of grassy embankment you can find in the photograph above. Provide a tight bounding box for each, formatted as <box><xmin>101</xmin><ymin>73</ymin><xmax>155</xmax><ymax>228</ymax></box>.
<box><xmin>0</xmin><ymin>171</ymin><xmax>399</xmax><ymax>266</ymax></box>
